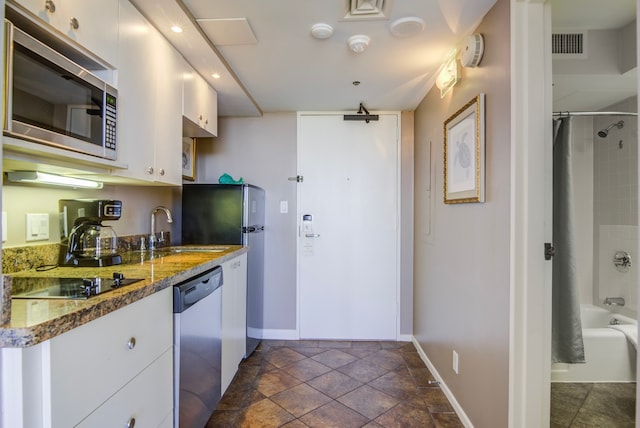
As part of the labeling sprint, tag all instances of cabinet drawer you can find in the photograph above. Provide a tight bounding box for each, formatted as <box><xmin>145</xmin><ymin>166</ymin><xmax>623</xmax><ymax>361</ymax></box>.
<box><xmin>49</xmin><ymin>288</ymin><xmax>172</xmax><ymax>427</ymax></box>
<box><xmin>76</xmin><ymin>349</ymin><xmax>173</xmax><ymax>428</ymax></box>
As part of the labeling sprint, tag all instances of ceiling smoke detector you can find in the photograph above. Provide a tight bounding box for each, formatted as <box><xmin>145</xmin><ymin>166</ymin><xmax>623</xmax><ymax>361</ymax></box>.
<box><xmin>389</xmin><ymin>17</ymin><xmax>425</xmax><ymax>37</ymax></box>
<box><xmin>460</xmin><ymin>34</ymin><xmax>485</xmax><ymax>67</ymax></box>
<box><xmin>347</xmin><ymin>35</ymin><xmax>370</xmax><ymax>53</ymax></box>
<box><xmin>310</xmin><ymin>23</ymin><xmax>334</xmax><ymax>39</ymax></box>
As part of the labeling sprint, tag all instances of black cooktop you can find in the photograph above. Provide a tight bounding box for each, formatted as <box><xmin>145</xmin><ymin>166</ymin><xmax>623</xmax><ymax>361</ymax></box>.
<box><xmin>12</xmin><ymin>274</ymin><xmax>143</xmax><ymax>300</ymax></box>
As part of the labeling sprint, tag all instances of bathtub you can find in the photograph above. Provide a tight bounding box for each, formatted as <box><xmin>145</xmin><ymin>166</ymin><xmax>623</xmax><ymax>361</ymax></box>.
<box><xmin>551</xmin><ymin>304</ymin><xmax>637</xmax><ymax>383</ymax></box>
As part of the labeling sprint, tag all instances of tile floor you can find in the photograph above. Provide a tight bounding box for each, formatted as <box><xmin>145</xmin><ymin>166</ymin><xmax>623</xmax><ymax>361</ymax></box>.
<box><xmin>206</xmin><ymin>340</ymin><xmax>463</xmax><ymax>428</ymax></box>
<box><xmin>550</xmin><ymin>382</ymin><xmax>636</xmax><ymax>427</ymax></box>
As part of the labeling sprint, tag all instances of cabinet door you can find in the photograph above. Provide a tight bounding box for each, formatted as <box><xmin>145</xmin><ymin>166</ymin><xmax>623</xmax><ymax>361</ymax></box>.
<box><xmin>183</xmin><ymin>71</ymin><xmax>218</xmax><ymax>137</ymax></box>
<box><xmin>152</xmin><ymin>34</ymin><xmax>185</xmax><ymax>185</ymax></box>
<box><xmin>221</xmin><ymin>254</ymin><xmax>248</xmax><ymax>394</ymax></box>
<box><xmin>113</xmin><ymin>0</ymin><xmax>156</xmax><ymax>182</ymax></box>
<box><xmin>49</xmin><ymin>288</ymin><xmax>173</xmax><ymax>427</ymax></box>
<box><xmin>13</xmin><ymin>0</ymin><xmax>118</xmax><ymax>65</ymax></box>
<box><xmin>76</xmin><ymin>349</ymin><xmax>173</xmax><ymax>428</ymax></box>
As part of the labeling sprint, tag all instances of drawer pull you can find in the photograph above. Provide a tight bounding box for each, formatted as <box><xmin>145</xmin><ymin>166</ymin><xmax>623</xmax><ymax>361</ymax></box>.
<box><xmin>127</xmin><ymin>417</ymin><xmax>136</xmax><ymax>428</ymax></box>
<box><xmin>127</xmin><ymin>337</ymin><xmax>136</xmax><ymax>350</ymax></box>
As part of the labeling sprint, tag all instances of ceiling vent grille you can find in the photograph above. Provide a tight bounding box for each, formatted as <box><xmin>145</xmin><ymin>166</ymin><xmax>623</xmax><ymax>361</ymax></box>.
<box><xmin>343</xmin><ymin>0</ymin><xmax>392</xmax><ymax>20</ymax></box>
<box><xmin>552</xmin><ymin>33</ymin><xmax>584</xmax><ymax>55</ymax></box>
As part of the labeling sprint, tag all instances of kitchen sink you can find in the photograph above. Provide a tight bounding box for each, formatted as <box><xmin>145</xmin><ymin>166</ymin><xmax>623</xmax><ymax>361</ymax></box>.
<box><xmin>121</xmin><ymin>246</ymin><xmax>230</xmax><ymax>264</ymax></box>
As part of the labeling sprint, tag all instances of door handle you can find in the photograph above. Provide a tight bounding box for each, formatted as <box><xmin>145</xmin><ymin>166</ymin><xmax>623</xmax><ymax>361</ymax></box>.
<box><xmin>305</xmin><ymin>234</ymin><xmax>320</xmax><ymax>238</ymax></box>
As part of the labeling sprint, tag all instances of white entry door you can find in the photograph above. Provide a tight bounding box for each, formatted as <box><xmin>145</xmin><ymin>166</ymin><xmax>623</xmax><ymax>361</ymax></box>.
<box><xmin>297</xmin><ymin>113</ymin><xmax>399</xmax><ymax>340</ymax></box>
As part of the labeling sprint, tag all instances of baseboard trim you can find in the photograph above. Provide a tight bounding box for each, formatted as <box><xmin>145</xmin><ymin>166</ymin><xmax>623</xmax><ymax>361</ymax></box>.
<box><xmin>411</xmin><ymin>337</ymin><xmax>474</xmax><ymax>428</ymax></box>
<box><xmin>261</xmin><ymin>329</ymin><xmax>299</xmax><ymax>340</ymax></box>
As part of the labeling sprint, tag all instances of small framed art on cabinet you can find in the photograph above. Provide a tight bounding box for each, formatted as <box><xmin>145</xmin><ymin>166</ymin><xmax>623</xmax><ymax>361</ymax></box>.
<box><xmin>182</xmin><ymin>137</ymin><xmax>196</xmax><ymax>181</ymax></box>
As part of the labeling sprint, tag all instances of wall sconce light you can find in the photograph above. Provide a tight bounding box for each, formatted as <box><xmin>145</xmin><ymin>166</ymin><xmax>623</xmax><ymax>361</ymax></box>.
<box><xmin>6</xmin><ymin>171</ymin><xmax>103</xmax><ymax>189</ymax></box>
<box><xmin>435</xmin><ymin>50</ymin><xmax>459</xmax><ymax>98</ymax></box>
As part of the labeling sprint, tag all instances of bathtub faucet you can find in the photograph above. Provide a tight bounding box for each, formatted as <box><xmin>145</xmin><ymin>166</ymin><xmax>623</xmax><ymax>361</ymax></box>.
<box><xmin>604</xmin><ymin>297</ymin><xmax>625</xmax><ymax>306</ymax></box>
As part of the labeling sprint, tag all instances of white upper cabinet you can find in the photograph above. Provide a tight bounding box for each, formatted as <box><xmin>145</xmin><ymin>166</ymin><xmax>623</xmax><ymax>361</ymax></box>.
<box><xmin>114</xmin><ymin>0</ymin><xmax>183</xmax><ymax>185</ymax></box>
<box><xmin>183</xmin><ymin>71</ymin><xmax>218</xmax><ymax>138</ymax></box>
<box><xmin>13</xmin><ymin>0</ymin><xmax>118</xmax><ymax>65</ymax></box>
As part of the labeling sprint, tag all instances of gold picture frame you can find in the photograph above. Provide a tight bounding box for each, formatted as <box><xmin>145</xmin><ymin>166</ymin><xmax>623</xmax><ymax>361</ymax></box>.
<box><xmin>443</xmin><ymin>93</ymin><xmax>485</xmax><ymax>203</ymax></box>
<box><xmin>182</xmin><ymin>137</ymin><xmax>196</xmax><ymax>181</ymax></box>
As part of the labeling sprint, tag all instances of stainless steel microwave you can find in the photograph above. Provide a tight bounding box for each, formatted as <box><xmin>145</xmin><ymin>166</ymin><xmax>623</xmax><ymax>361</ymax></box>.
<box><xmin>3</xmin><ymin>20</ymin><xmax>117</xmax><ymax>160</ymax></box>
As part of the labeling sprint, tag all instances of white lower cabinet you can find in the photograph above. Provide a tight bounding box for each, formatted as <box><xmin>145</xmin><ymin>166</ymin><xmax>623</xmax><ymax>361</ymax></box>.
<box><xmin>0</xmin><ymin>288</ymin><xmax>173</xmax><ymax>428</ymax></box>
<box><xmin>221</xmin><ymin>253</ymin><xmax>248</xmax><ymax>394</ymax></box>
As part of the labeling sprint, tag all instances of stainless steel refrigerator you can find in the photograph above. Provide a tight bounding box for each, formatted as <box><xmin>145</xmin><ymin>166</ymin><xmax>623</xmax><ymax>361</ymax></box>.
<box><xmin>181</xmin><ymin>184</ymin><xmax>265</xmax><ymax>357</ymax></box>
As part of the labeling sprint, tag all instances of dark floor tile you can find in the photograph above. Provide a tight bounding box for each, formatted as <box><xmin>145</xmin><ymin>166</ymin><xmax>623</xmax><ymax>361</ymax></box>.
<box><xmin>318</xmin><ymin>340</ymin><xmax>353</xmax><ymax>348</ymax></box>
<box><xmin>363</xmin><ymin>349</ymin><xmax>406</xmax><ymax>371</ymax></box>
<box><xmin>550</xmin><ymin>383</ymin><xmax>591</xmax><ymax>427</ymax></box>
<box><xmin>241</xmin><ymin>349</ymin><xmax>266</xmax><ymax>367</ymax></box>
<box><xmin>571</xmin><ymin>407</ymin><xmax>635</xmax><ymax>428</ymax></box>
<box><xmin>337</xmin><ymin>358</ymin><xmax>390</xmax><ymax>383</ymax></box>
<box><xmin>369</xmin><ymin>367</ymin><xmax>418</xmax><ymax>400</ymax></box>
<box><xmin>375</xmin><ymin>401</ymin><xmax>436</xmax><ymax>428</ymax></box>
<box><xmin>215</xmin><ymin>381</ymin><xmax>250</xmax><ymax>410</ymax></box>
<box><xmin>287</xmin><ymin>340</ymin><xmax>319</xmax><ymax>348</ymax></box>
<box><xmin>299</xmin><ymin>400</ymin><xmax>370</xmax><ymax>428</ymax></box>
<box><xmin>283</xmin><ymin>357</ymin><xmax>332</xmax><ymax>382</ymax></box>
<box><xmin>419</xmin><ymin>387</ymin><xmax>455</xmax><ymax>413</ymax></box>
<box><xmin>581</xmin><ymin>385</ymin><xmax>636</xmax><ymax>423</ymax></box>
<box><xmin>271</xmin><ymin>383</ymin><xmax>332</xmax><ymax>417</ymax></box>
<box><xmin>337</xmin><ymin>384</ymin><xmax>400</xmax><ymax>419</ymax></box>
<box><xmin>231</xmin><ymin>365</ymin><xmax>261</xmax><ymax>389</ymax></box>
<box><xmin>402</xmin><ymin>350</ymin><xmax>427</xmax><ymax>368</ymax></box>
<box><xmin>307</xmin><ymin>370</ymin><xmax>363</xmax><ymax>399</ymax></box>
<box><xmin>352</xmin><ymin>341</ymin><xmax>383</xmax><ymax>349</ymax></box>
<box><xmin>311</xmin><ymin>349</ymin><xmax>358</xmax><ymax>368</ymax></box>
<box><xmin>255</xmin><ymin>369</ymin><xmax>302</xmax><ymax>397</ymax></box>
<box><xmin>265</xmin><ymin>347</ymin><xmax>307</xmax><ymax>368</ymax></box>
<box><xmin>206</xmin><ymin>409</ymin><xmax>242</xmax><ymax>427</ymax></box>
<box><xmin>238</xmin><ymin>398</ymin><xmax>296</xmax><ymax>427</ymax></box>
<box><xmin>409</xmin><ymin>367</ymin><xmax>437</xmax><ymax>387</ymax></box>
<box><xmin>432</xmin><ymin>412</ymin><xmax>465</xmax><ymax>428</ymax></box>
<box><xmin>362</xmin><ymin>422</ymin><xmax>385</xmax><ymax>428</ymax></box>
<box><xmin>281</xmin><ymin>420</ymin><xmax>311</xmax><ymax>427</ymax></box>
<box><xmin>293</xmin><ymin>347</ymin><xmax>329</xmax><ymax>357</ymax></box>
<box><xmin>342</xmin><ymin>347</ymin><xmax>380</xmax><ymax>359</ymax></box>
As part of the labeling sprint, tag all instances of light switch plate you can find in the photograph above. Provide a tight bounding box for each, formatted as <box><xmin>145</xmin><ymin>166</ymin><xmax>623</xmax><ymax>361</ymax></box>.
<box><xmin>26</xmin><ymin>213</ymin><xmax>50</xmax><ymax>241</ymax></box>
<box><xmin>280</xmin><ymin>201</ymin><xmax>288</xmax><ymax>214</ymax></box>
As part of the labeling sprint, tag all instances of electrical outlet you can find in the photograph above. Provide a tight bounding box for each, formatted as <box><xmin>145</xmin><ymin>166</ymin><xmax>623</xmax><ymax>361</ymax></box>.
<box><xmin>453</xmin><ymin>350</ymin><xmax>459</xmax><ymax>374</ymax></box>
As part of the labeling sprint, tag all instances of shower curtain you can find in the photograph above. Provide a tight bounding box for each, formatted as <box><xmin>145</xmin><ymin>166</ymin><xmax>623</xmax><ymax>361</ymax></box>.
<box><xmin>551</xmin><ymin>117</ymin><xmax>586</xmax><ymax>364</ymax></box>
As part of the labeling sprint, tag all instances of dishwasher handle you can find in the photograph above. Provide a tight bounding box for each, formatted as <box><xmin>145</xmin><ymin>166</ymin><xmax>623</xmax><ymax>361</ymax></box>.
<box><xmin>173</xmin><ymin>266</ymin><xmax>223</xmax><ymax>313</ymax></box>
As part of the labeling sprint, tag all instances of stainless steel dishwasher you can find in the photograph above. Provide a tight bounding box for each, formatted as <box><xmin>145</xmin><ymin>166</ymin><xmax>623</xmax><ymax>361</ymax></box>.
<box><xmin>173</xmin><ymin>266</ymin><xmax>223</xmax><ymax>428</ymax></box>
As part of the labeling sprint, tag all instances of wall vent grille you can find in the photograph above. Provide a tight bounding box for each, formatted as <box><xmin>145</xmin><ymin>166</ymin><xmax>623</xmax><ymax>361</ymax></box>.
<box><xmin>552</xmin><ymin>33</ymin><xmax>584</xmax><ymax>55</ymax></box>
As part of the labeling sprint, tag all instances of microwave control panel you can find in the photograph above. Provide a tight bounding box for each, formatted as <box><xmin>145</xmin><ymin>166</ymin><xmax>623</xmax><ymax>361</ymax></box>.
<box><xmin>105</xmin><ymin>95</ymin><xmax>117</xmax><ymax>150</ymax></box>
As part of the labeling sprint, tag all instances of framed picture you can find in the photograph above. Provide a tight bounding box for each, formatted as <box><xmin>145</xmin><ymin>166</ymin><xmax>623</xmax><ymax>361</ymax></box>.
<box><xmin>182</xmin><ymin>137</ymin><xmax>196</xmax><ymax>181</ymax></box>
<box><xmin>443</xmin><ymin>93</ymin><xmax>485</xmax><ymax>204</ymax></box>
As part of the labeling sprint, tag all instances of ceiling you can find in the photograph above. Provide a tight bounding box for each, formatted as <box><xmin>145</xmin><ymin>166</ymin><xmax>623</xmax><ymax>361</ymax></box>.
<box><xmin>132</xmin><ymin>0</ymin><xmax>497</xmax><ymax>116</ymax></box>
<box><xmin>551</xmin><ymin>0</ymin><xmax>637</xmax><ymax>112</ymax></box>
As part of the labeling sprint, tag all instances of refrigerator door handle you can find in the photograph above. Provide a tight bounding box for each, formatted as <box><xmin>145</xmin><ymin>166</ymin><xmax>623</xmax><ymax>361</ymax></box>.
<box><xmin>243</xmin><ymin>225</ymin><xmax>265</xmax><ymax>233</ymax></box>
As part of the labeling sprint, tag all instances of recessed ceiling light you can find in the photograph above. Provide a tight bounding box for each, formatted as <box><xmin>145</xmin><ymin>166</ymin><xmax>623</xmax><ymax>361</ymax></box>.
<box><xmin>212</xmin><ymin>72</ymin><xmax>221</xmax><ymax>79</ymax></box>
<box><xmin>310</xmin><ymin>23</ymin><xmax>334</xmax><ymax>39</ymax></box>
<box><xmin>389</xmin><ymin>17</ymin><xmax>425</xmax><ymax>37</ymax></box>
<box><xmin>171</xmin><ymin>25</ymin><xmax>183</xmax><ymax>33</ymax></box>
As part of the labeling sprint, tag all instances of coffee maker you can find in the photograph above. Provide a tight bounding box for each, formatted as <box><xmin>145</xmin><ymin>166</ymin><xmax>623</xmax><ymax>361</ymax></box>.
<box><xmin>59</xmin><ymin>199</ymin><xmax>123</xmax><ymax>267</ymax></box>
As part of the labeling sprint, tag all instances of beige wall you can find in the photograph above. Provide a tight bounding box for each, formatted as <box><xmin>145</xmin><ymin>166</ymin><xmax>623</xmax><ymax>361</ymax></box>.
<box><xmin>2</xmin><ymin>184</ymin><xmax>177</xmax><ymax>247</ymax></box>
<box><xmin>195</xmin><ymin>113</ymin><xmax>299</xmax><ymax>331</ymax></box>
<box><xmin>412</xmin><ymin>0</ymin><xmax>510</xmax><ymax>425</ymax></box>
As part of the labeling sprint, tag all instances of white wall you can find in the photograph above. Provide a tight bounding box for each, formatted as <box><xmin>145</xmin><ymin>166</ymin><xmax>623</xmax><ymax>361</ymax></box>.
<box><xmin>413</xmin><ymin>0</ymin><xmax>510</xmax><ymax>425</ymax></box>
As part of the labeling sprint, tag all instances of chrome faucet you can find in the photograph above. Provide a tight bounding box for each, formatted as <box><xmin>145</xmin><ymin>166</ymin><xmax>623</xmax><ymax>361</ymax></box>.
<box><xmin>150</xmin><ymin>206</ymin><xmax>173</xmax><ymax>250</ymax></box>
<box><xmin>604</xmin><ymin>297</ymin><xmax>625</xmax><ymax>306</ymax></box>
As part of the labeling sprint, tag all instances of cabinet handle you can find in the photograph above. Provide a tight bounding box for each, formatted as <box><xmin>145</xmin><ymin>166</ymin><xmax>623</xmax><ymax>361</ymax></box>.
<box><xmin>147</xmin><ymin>166</ymin><xmax>154</xmax><ymax>175</ymax></box>
<box><xmin>69</xmin><ymin>17</ymin><xmax>79</xmax><ymax>30</ymax></box>
<box><xmin>205</xmin><ymin>119</ymin><xmax>209</xmax><ymax>125</ymax></box>
<box><xmin>159</xmin><ymin>168</ymin><xmax>165</xmax><ymax>176</ymax></box>
<box><xmin>199</xmin><ymin>115</ymin><xmax>203</xmax><ymax>121</ymax></box>
<box><xmin>45</xmin><ymin>0</ymin><xmax>55</xmax><ymax>13</ymax></box>
<box><xmin>127</xmin><ymin>417</ymin><xmax>136</xmax><ymax>428</ymax></box>
<box><xmin>127</xmin><ymin>337</ymin><xmax>136</xmax><ymax>350</ymax></box>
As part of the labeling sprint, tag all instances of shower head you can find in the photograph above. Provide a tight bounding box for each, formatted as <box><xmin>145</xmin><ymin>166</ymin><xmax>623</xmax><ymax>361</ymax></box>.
<box><xmin>597</xmin><ymin>120</ymin><xmax>624</xmax><ymax>138</ymax></box>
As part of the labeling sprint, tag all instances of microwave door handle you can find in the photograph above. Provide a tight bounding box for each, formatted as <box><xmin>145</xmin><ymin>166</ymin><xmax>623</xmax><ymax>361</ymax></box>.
<box><xmin>4</xmin><ymin>21</ymin><xmax>14</xmax><ymax>132</ymax></box>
